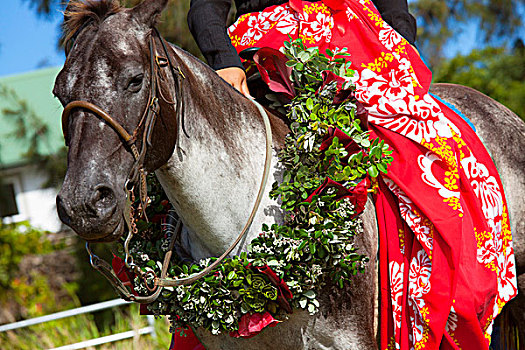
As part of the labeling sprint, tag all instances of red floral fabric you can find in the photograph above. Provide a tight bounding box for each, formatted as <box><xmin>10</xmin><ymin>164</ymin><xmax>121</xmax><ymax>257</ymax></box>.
<box><xmin>228</xmin><ymin>1</ymin><xmax>517</xmax><ymax>349</ymax></box>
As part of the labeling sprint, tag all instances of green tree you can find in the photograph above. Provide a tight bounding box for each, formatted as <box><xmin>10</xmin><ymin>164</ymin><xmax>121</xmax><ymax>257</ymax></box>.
<box><xmin>410</xmin><ymin>0</ymin><xmax>524</xmax><ymax>67</ymax></box>
<box><xmin>21</xmin><ymin>0</ymin><xmax>60</xmax><ymax>17</ymax></box>
<box><xmin>121</xmin><ymin>0</ymin><xmax>202</xmax><ymax>57</ymax></box>
<box><xmin>0</xmin><ymin>222</ymin><xmax>72</xmax><ymax>320</ymax></box>
<box><xmin>433</xmin><ymin>39</ymin><xmax>525</xmax><ymax>119</ymax></box>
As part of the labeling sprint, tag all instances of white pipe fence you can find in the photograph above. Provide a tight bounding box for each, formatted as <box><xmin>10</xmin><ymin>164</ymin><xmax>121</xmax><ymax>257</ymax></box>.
<box><xmin>0</xmin><ymin>298</ymin><xmax>156</xmax><ymax>350</ymax></box>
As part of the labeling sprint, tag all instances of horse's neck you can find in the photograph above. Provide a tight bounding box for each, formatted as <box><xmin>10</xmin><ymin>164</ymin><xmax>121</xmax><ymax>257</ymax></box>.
<box><xmin>155</xmin><ymin>47</ymin><xmax>284</xmax><ymax>260</ymax></box>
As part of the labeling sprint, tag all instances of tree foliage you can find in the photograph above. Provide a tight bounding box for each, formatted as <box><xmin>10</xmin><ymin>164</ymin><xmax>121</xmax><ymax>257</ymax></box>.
<box><xmin>0</xmin><ymin>222</ymin><xmax>54</xmax><ymax>289</ymax></box>
<box><xmin>124</xmin><ymin>0</ymin><xmax>203</xmax><ymax>57</ymax></box>
<box><xmin>434</xmin><ymin>40</ymin><xmax>525</xmax><ymax>119</ymax></box>
<box><xmin>410</xmin><ymin>0</ymin><xmax>524</xmax><ymax>67</ymax></box>
<box><xmin>0</xmin><ymin>84</ymin><xmax>67</xmax><ymax>187</ymax></box>
<box><xmin>0</xmin><ymin>222</ymin><xmax>63</xmax><ymax>319</ymax></box>
<box><xmin>21</xmin><ymin>0</ymin><xmax>60</xmax><ymax>17</ymax></box>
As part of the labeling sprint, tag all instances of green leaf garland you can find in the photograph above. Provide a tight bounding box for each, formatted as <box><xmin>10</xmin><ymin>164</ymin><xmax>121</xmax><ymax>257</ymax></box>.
<box><xmin>118</xmin><ymin>38</ymin><xmax>393</xmax><ymax>336</ymax></box>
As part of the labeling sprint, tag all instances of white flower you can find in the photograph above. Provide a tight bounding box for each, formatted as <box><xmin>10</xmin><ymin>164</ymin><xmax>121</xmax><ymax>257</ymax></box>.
<box><xmin>304</xmin><ymin>12</ymin><xmax>333</xmax><ymax>42</ymax></box>
<box><xmin>390</xmin><ymin>261</ymin><xmax>404</xmax><ymax>325</ymax></box>
<box><xmin>378</xmin><ymin>26</ymin><xmax>402</xmax><ymax>50</ymax></box>
<box><xmin>199</xmin><ymin>258</ymin><xmax>211</xmax><ymax>268</ymax></box>
<box><xmin>497</xmin><ymin>247</ymin><xmax>518</xmax><ymax>303</ymax></box>
<box><xmin>240</xmin><ymin>13</ymin><xmax>272</xmax><ymax>45</ymax></box>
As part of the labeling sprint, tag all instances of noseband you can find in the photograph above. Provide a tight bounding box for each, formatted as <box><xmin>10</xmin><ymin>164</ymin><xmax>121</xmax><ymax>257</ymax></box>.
<box><xmin>61</xmin><ymin>29</ymin><xmax>274</xmax><ymax>303</ymax></box>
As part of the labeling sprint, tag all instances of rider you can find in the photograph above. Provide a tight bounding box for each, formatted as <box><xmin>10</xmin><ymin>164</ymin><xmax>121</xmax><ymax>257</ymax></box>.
<box><xmin>188</xmin><ymin>0</ymin><xmax>417</xmax><ymax>96</ymax></box>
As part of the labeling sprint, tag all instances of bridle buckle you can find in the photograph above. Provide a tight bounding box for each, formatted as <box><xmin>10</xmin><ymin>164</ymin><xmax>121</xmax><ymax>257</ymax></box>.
<box><xmin>155</xmin><ymin>55</ymin><xmax>168</xmax><ymax>67</ymax></box>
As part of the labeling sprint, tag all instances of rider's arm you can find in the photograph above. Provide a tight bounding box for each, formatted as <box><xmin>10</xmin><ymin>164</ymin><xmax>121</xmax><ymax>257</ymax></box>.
<box><xmin>187</xmin><ymin>0</ymin><xmax>243</xmax><ymax>71</ymax></box>
<box><xmin>372</xmin><ymin>0</ymin><xmax>417</xmax><ymax>45</ymax></box>
<box><xmin>188</xmin><ymin>0</ymin><xmax>251</xmax><ymax>96</ymax></box>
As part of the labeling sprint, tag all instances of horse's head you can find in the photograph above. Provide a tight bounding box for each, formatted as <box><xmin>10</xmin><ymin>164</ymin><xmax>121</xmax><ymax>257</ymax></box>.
<box><xmin>54</xmin><ymin>0</ymin><xmax>176</xmax><ymax>242</ymax></box>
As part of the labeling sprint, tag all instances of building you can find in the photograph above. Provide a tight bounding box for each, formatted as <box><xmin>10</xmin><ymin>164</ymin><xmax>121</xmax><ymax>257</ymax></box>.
<box><xmin>0</xmin><ymin>67</ymin><xmax>64</xmax><ymax>232</ymax></box>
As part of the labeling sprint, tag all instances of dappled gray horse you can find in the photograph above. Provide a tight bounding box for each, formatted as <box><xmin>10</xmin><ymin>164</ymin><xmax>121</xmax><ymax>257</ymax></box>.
<box><xmin>53</xmin><ymin>0</ymin><xmax>525</xmax><ymax>348</ymax></box>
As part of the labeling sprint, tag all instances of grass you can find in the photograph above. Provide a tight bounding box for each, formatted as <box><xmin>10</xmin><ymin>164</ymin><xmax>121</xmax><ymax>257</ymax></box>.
<box><xmin>0</xmin><ymin>303</ymin><xmax>173</xmax><ymax>350</ymax></box>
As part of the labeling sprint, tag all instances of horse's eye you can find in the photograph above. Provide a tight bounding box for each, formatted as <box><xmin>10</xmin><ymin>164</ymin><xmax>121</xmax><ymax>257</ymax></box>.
<box><xmin>126</xmin><ymin>74</ymin><xmax>144</xmax><ymax>92</ymax></box>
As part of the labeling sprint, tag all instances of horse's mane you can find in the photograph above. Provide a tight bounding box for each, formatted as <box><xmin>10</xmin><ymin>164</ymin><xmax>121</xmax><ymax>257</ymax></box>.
<box><xmin>62</xmin><ymin>0</ymin><xmax>122</xmax><ymax>53</ymax></box>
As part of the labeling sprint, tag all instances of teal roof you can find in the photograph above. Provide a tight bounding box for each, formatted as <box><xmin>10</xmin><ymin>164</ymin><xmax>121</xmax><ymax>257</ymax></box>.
<box><xmin>0</xmin><ymin>67</ymin><xmax>64</xmax><ymax>168</ymax></box>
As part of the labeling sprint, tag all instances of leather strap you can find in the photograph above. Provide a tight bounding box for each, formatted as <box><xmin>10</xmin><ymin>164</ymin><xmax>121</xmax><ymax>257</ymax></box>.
<box><xmin>155</xmin><ymin>99</ymin><xmax>273</xmax><ymax>287</ymax></box>
<box><xmin>62</xmin><ymin>100</ymin><xmax>133</xmax><ymax>144</ymax></box>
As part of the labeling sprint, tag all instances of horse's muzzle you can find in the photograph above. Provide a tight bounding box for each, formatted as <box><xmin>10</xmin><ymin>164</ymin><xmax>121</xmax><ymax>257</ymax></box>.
<box><xmin>56</xmin><ymin>184</ymin><xmax>124</xmax><ymax>242</ymax></box>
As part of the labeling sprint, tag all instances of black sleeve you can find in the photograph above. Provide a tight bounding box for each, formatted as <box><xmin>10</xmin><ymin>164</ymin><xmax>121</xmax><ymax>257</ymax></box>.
<box><xmin>236</xmin><ymin>0</ymin><xmax>287</xmax><ymax>16</ymax></box>
<box><xmin>372</xmin><ymin>0</ymin><xmax>417</xmax><ymax>45</ymax></box>
<box><xmin>187</xmin><ymin>0</ymin><xmax>243</xmax><ymax>70</ymax></box>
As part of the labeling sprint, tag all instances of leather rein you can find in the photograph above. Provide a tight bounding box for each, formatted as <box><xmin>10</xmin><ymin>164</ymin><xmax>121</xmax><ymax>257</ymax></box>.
<box><xmin>61</xmin><ymin>29</ymin><xmax>273</xmax><ymax>303</ymax></box>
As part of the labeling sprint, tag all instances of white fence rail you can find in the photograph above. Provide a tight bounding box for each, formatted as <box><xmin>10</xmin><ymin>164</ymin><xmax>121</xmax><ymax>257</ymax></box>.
<box><xmin>0</xmin><ymin>298</ymin><xmax>156</xmax><ymax>350</ymax></box>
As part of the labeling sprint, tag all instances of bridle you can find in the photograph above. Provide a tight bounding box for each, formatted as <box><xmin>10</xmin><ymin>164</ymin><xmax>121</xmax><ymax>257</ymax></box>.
<box><xmin>61</xmin><ymin>29</ymin><xmax>273</xmax><ymax>303</ymax></box>
<box><xmin>62</xmin><ymin>28</ymin><xmax>182</xmax><ymax>209</ymax></box>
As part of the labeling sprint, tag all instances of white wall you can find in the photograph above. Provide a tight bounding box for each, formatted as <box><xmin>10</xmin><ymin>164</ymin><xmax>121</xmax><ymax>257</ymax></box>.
<box><xmin>2</xmin><ymin>164</ymin><xmax>62</xmax><ymax>232</ymax></box>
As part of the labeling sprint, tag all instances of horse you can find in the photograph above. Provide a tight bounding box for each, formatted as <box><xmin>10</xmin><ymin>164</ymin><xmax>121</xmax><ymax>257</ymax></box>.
<box><xmin>53</xmin><ymin>0</ymin><xmax>525</xmax><ymax>348</ymax></box>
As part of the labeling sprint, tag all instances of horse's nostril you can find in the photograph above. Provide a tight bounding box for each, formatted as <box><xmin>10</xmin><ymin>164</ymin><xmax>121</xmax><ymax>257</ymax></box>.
<box><xmin>91</xmin><ymin>185</ymin><xmax>116</xmax><ymax>210</ymax></box>
<box><xmin>56</xmin><ymin>195</ymin><xmax>72</xmax><ymax>226</ymax></box>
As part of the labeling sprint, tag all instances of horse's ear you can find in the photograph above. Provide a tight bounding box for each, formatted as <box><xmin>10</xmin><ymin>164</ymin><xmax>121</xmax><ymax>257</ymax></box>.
<box><xmin>130</xmin><ymin>0</ymin><xmax>169</xmax><ymax>27</ymax></box>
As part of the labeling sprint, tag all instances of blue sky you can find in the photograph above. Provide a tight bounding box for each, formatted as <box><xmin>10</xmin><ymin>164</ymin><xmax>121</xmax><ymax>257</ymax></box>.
<box><xmin>0</xmin><ymin>1</ymin><xmax>65</xmax><ymax>77</ymax></box>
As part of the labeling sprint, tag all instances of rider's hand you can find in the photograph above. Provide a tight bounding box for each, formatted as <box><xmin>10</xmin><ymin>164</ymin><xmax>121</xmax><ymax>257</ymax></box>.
<box><xmin>216</xmin><ymin>67</ymin><xmax>252</xmax><ymax>98</ymax></box>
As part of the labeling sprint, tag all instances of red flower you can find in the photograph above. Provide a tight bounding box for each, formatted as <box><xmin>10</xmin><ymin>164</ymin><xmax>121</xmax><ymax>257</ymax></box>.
<box><xmin>230</xmin><ymin>312</ymin><xmax>280</xmax><ymax>338</ymax></box>
<box><xmin>306</xmin><ymin>177</ymin><xmax>369</xmax><ymax>217</ymax></box>
<box><xmin>253</xmin><ymin>47</ymin><xmax>295</xmax><ymax>99</ymax></box>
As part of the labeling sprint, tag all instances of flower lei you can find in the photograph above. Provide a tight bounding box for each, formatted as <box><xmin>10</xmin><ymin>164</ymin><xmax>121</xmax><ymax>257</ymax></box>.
<box><xmin>115</xmin><ymin>39</ymin><xmax>393</xmax><ymax>338</ymax></box>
